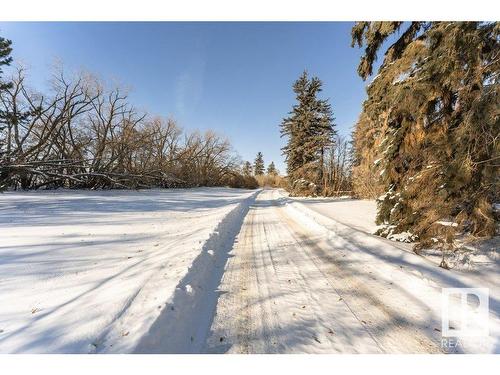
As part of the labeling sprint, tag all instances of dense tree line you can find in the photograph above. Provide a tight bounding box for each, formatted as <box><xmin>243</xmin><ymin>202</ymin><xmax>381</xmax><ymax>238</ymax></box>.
<box><xmin>0</xmin><ymin>39</ymin><xmax>257</xmax><ymax>190</ymax></box>
<box><xmin>241</xmin><ymin>153</ymin><xmax>284</xmax><ymax>187</ymax></box>
<box><xmin>351</xmin><ymin>22</ymin><xmax>499</xmax><ymax>251</ymax></box>
<box><xmin>280</xmin><ymin>71</ymin><xmax>351</xmax><ymax>196</ymax></box>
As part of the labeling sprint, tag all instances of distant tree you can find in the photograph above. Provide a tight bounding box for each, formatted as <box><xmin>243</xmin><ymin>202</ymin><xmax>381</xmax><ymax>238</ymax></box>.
<box><xmin>323</xmin><ymin>135</ymin><xmax>353</xmax><ymax>196</ymax></box>
<box><xmin>254</xmin><ymin>152</ymin><xmax>265</xmax><ymax>175</ymax></box>
<box><xmin>242</xmin><ymin>161</ymin><xmax>253</xmax><ymax>176</ymax></box>
<box><xmin>267</xmin><ymin>161</ymin><xmax>278</xmax><ymax>176</ymax></box>
<box><xmin>280</xmin><ymin>71</ymin><xmax>335</xmax><ymax>191</ymax></box>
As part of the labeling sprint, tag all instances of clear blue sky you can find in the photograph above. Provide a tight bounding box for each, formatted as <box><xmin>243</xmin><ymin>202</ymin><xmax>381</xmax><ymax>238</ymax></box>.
<box><xmin>0</xmin><ymin>22</ymin><xmax>371</xmax><ymax>173</ymax></box>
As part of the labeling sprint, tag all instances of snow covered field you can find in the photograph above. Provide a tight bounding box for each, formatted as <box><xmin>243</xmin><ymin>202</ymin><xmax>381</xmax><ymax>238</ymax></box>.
<box><xmin>0</xmin><ymin>188</ymin><xmax>257</xmax><ymax>353</ymax></box>
<box><xmin>0</xmin><ymin>188</ymin><xmax>498</xmax><ymax>353</ymax></box>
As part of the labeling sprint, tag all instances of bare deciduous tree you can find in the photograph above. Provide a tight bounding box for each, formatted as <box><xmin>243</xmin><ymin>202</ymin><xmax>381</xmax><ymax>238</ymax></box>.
<box><xmin>0</xmin><ymin>67</ymin><xmax>257</xmax><ymax>190</ymax></box>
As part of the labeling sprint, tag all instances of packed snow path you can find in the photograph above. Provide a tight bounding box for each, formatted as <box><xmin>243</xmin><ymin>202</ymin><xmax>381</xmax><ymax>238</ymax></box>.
<box><xmin>204</xmin><ymin>189</ymin><xmax>498</xmax><ymax>354</ymax></box>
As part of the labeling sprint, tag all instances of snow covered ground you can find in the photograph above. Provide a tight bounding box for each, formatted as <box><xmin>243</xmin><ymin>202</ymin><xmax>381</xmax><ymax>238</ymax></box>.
<box><xmin>294</xmin><ymin>195</ymin><xmax>499</xmax><ymax>274</ymax></box>
<box><xmin>292</xmin><ymin>196</ymin><xmax>379</xmax><ymax>234</ymax></box>
<box><xmin>0</xmin><ymin>188</ymin><xmax>257</xmax><ymax>353</ymax></box>
<box><xmin>0</xmin><ymin>188</ymin><xmax>498</xmax><ymax>353</ymax></box>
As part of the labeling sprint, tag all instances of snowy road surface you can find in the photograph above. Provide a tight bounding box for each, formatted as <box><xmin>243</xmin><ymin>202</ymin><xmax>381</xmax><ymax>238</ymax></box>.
<box><xmin>204</xmin><ymin>189</ymin><xmax>498</xmax><ymax>354</ymax></box>
<box><xmin>0</xmin><ymin>188</ymin><xmax>498</xmax><ymax>353</ymax></box>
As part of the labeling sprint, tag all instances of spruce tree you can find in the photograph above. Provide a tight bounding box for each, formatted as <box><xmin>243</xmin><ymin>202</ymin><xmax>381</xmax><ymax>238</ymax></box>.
<box><xmin>267</xmin><ymin>161</ymin><xmax>277</xmax><ymax>176</ymax></box>
<box><xmin>351</xmin><ymin>22</ymin><xmax>499</xmax><ymax>248</ymax></box>
<box><xmin>0</xmin><ymin>36</ymin><xmax>13</xmax><ymax>131</ymax></box>
<box><xmin>0</xmin><ymin>36</ymin><xmax>12</xmax><ymax>90</ymax></box>
<box><xmin>0</xmin><ymin>36</ymin><xmax>13</xmax><ymax>190</ymax></box>
<box><xmin>280</xmin><ymin>71</ymin><xmax>335</xmax><ymax>192</ymax></box>
<box><xmin>254</xmin><ymin>152</ymin><xmax>265</xmax><ymax>175</ymax></box>
<box><xmin>0</xmin><ymin>36</ymin><xmax>39</xmax><ymax>190</ymax></box>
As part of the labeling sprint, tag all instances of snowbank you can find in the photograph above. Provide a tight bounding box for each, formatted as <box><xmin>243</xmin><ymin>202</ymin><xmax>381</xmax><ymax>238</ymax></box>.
<box><xmin>0</xmin><ymin>188</ymin><xmax>258</xmax><ymax>353</ymax></box>
<box><xmin>293</xmin><ymin>192</ymin><xmax>499</xmax><ymax>272</ymax></box>
<box><xmin>291</xmin><ymin>195</ymin><xmax>379</xmax><ymax>234</ymax></box>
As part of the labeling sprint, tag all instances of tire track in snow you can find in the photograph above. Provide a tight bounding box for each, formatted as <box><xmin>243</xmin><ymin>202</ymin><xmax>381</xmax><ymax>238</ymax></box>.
<box><xmin>274</xmin><ymin>207</ymin><xmax>384</xmax><ymax>352</ymax></box>
<box><xmin>205</xmin><ymin>190</ymin><xmax>381</xmax><ymax>353</ymax></box>
<box><xmin>277</xmin><ymin>202</ymin><xmax>443</xmax><ymax>353</ymax></box>
<box><xmin>131</xmin><ymin>190</ymin><xmax>259</xmax><ymax>353</ymax></box>
<box><xmin>205</xmin><ymin>189</ymin><xmax>443</xmax><ymax>353</ymax></box>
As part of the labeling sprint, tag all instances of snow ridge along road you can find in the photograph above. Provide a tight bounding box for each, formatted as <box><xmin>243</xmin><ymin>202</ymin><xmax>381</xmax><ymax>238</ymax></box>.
<box><xmin>131</xmin><ymin>190</ymin><xmax>259</xmax><ymax>353</ymax></box>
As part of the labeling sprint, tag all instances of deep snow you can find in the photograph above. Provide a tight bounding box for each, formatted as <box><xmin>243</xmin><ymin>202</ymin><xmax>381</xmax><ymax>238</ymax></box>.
<box><xmin>292</xmin><ymin>196</ymin><xmax>379</xmax><ymax>234</ymax></box>
<box><xmin>0</xmin><ymin>188</ymin><xmax>257</xmax><ymax>353</ymax></box>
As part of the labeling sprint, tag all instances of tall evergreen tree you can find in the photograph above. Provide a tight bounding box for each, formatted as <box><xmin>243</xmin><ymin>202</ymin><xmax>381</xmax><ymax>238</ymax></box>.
<box><xmin>254</xmin><ymin>152</ymin><xmax>265</xmax><ymax>175</ymax></box>
<box><xmin>0</xmin><ymin>36</ymin><xmax>12</xmax><ymax>91</ymax></box>
<box><xmin>0</xmin><ymin>36</ymin><xmax>13</xmax><ymax>190</ymax></box>
<box><xmin>267</xmin><ymin>161</ymin><xmax>277</xmax><ymax>175</ymax></box>
<box><xmin>0</xmin><ymin>36</ymin><xmax>13</xmax><ymax>131</ymax></box>
<box><xmin>280</xmin><ymin>71</ymin><xmax>335</xmax><ymax>190</ymax></box>
<box><xmin>351</xmin><ymin>22</ymin><xmax>499</xmax><ymax>249</ymax></box>
<box><xmin>0</xmin><ymin>36</ymin><xmax>40</xmax><ymax>190</ymax></box>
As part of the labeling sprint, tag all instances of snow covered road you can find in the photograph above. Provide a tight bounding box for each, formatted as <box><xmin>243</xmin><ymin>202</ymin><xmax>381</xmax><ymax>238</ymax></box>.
<box><xmin>204</xmin><ymin>189</ymin><xmax>499</xmax><ymax>353</ymax></box>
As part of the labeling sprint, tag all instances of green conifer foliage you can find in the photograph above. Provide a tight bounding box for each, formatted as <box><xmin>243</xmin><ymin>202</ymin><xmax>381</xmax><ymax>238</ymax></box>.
<box><xmin>267</xmin><ymin>161</ymin><xmax>277</xmax><ymax>175</ymax></box>
<box><xmin>0</xmin><ymin>36</ymin><xmax>13</xmax><ymax>127</ymax></box>
<box><xmin>352</xmin><ymin>22</ymin><xmax>499</xmax><ymax>245</ymax></box>
<box><xmin>254</xmin><ymin>152</ymin><xmax>265</xmax><ymax>175</ymax></box>
<box><xmin>0</xmin><ymin>36</ymin><xmax>13</xmax><ymax>190</ymax></box>
<box><xmin>0</xmin><ymin>36</ymin><xmax>12</xmax><ymax>88</ymax></box>
<box><xmin>280</xmin><ymin>71</ymin><xmax>336</xmax><ymax>193</ymax></box>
